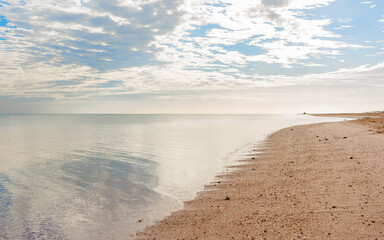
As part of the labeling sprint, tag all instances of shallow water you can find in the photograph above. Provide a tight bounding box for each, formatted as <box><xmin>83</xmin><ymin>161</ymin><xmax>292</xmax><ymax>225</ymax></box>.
<box><xmin>0</xmin><ymin>114</ymin><xmax>340</xmax><ymax>239</ymax></box>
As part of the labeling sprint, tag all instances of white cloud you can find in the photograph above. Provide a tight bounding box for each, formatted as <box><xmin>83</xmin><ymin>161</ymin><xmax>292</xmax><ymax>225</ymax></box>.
<box><xmin>2</xmin><ymin>55</ymin><xmax>384</xmax><ymax>103</ymax></box>
<box><xmin>337</xmin><ymin>18</ymin><xmax>352</xmax><ymax>23</ymax></box>
<box><xmin>333</xmin><ymin>25</ymin><xmax>354</xmax><ymax>30</ymax></box>
<box><xmin>0</xmin><ymin>0</ymin><xmax>365</xmax><ymax>73</ymax></box>
<box><xmin>153</xmin><ymin>0</ymin><xmax>367</xmax><ymax>69</ymax></box>
<box><xmin>0</xmin><ymin>0</ymin><xmax>381</xmax><ymax>109</ymax></box>
<box><xmin>360</xmin><ymin>1</ymin><xmax>376</xmax><ymax>8</ymax></box>
<box><xmin>0</xmin><ymin>0</ymin><xmax>184</xmax><ymax>69</ymax></box>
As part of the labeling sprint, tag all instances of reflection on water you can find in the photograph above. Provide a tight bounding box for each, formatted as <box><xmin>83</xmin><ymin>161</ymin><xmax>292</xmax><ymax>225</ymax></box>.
<box><xmin>0</xmin><ymin>174</ymin><xmax>12</xmax><ymax>218</ymax></box>
<box><xmin>0</xmin><ymin>114</ymin><xmax>339</xmax><ymax>239</ymax></box>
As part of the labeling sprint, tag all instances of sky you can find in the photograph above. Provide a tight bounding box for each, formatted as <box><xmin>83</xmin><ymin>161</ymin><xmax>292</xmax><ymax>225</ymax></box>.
<box><xmin>0</xmin><ymin>0</ymin><xmax>383</xmax><ymax>113</ymax></box>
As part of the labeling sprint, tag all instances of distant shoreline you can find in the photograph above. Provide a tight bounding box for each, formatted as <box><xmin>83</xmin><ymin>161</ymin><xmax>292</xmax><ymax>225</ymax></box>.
<box><xmin>312</xmin><ymin>112</ymin><xmax>384</xmax><ymax>119</ymax></box>
<box><xmin>136</xmin><ymin>115</ymin><xmax>384</xmax><ymax>239</ymax></box>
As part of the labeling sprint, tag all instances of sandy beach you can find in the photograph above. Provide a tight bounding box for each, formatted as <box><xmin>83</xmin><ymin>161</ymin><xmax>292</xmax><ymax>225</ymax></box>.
<box><xmin>136</xmin><ymin>115</ymin><xmax>384</xmax><ymax>239</ymax></box>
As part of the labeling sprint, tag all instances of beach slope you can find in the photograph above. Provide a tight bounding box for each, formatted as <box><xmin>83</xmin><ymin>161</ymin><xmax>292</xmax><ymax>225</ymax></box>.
<box><xmin>137</xmin><ymin>120</ymin><xmax>384</xmax><ymax>239</ymax></box>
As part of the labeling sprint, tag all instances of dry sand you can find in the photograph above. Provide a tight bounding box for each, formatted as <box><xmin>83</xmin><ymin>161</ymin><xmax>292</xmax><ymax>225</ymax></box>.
<box><xmin>136</xmin><ymin>118</ymin><xmax>384</xmax><ymax>239</ymax></box>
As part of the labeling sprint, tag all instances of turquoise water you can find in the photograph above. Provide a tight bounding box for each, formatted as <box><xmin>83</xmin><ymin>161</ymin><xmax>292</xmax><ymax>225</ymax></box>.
<box><xmin>0</xmin><ymin>114</ymin><xmax>339</xmax><ymax>239</ymax></box>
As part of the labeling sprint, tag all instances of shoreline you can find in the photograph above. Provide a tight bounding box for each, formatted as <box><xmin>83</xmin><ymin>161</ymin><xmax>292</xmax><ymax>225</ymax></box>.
<box><xmin>136</xmin><ymin>118</ymin><xmax>384</xmax><ymax>239</ymax></box>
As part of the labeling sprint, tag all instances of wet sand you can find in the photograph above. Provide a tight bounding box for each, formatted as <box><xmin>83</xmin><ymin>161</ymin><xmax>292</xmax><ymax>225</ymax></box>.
<box><xmin>136</xmin><ymin>118</ymin><xmax>384</xmax><ymax>239</ymax></box>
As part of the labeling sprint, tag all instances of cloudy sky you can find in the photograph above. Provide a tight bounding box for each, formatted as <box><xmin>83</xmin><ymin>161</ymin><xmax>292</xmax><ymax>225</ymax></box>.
<box><xmin>0</xmin><ymin>0</ymin><xmax>383</xmax><ymax>113</ymax></box>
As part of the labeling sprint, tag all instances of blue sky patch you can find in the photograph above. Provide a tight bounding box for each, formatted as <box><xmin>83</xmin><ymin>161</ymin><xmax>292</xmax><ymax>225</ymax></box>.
<box><xmin>0</xmin><ymin>1</ymin><xmax>10</xmax><ymax>7</ymax></box>
<box><xmin>187</xmin><ymin>24</ymin><xmax>228</xmax><ymax>38</ymax></box>
<box><xmin>53</xmin><ymin>80</ymin><xmax>84</xmax><ymax>86</ymax></box>
<box><xmin>305</xmin><ymin>0</ymin><xmax>384</xmax><ymax>43</ymax></box>
<box><xmin>0</xmin><ymin>16</ymin><xmax>9</xmax><ymax>26</ymax></box>
<box><xmin>222</xmin><ymin>43</ymin><xmax>264</xmax><ymax>56</ymax></box>
<box><xmin>98</xmin><ymin>80</ymin><xmax>123</xmax><ymax>88</ymax></box>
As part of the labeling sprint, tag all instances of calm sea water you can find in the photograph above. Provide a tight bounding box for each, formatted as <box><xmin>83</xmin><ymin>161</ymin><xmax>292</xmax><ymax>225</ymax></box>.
<box><xmin>0</xmin><ymin>114</ymin><xmax>340</xmax><ymax>239</ymax></box>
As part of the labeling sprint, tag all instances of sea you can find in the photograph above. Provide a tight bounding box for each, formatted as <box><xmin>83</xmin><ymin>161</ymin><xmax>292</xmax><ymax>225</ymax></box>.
<box><xmin>0</xmin><ymin>114</ymin><xmax>341</xmax><ymax>239</ymax></box>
